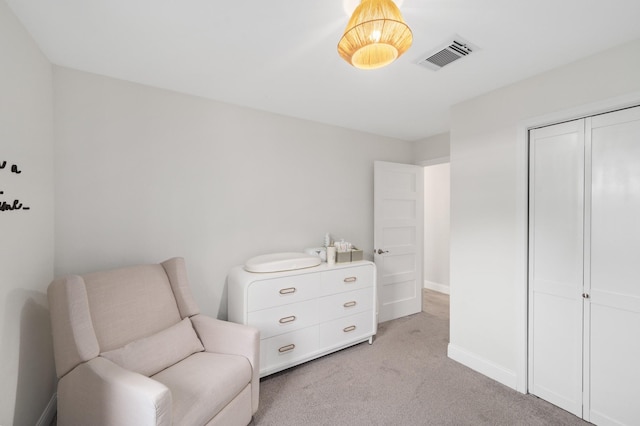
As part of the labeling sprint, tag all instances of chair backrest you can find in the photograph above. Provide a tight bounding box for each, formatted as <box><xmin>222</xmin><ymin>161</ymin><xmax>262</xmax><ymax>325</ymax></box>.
<box><xmin>48</xmin><ymin>257</ymin><xmax>200</xmax><ymax>378</ymax></box>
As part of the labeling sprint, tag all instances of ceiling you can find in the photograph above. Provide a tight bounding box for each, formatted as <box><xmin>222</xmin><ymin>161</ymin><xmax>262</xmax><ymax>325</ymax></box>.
<box><xmin>7</xmin><ymin>0</ymin><xmax>640</xmax><ymax>141</ymax></box>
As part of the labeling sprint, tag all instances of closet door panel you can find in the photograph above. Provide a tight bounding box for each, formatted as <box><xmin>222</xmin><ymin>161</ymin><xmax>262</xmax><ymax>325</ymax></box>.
<box><xmin>589</xmin><ymin>305</ymin><xmax>640</xmax><ymax>426</ymax></box>
<box><xmin>528</xmin><ymin>120</ymin><xmax>584</xmax><ymax>417</ymax></box>
<box><xmin>589</xmin><ymin>106</ymin><xmax>640</xmax><ymax>425</ymax></box>
<box><xmin>591</xmin><ymin>108</ymin><xmax>640</xmax><ymax>296</ymax></box>
<box><xmin>530</xmin><ymin>122</ymin><xmax>585</xmax><ymax>288</ymax></box>
<box><xmin>530</xmin><ymin>292</ymin><xmax>583</xmax><ymax>412</ymax></box>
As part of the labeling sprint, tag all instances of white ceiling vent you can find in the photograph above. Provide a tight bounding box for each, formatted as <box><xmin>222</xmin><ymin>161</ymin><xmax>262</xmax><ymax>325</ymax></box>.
<box><xmin>416</xmin><ymin>37</ymin><xmax>479</xmax><ymax>71</ymax></box>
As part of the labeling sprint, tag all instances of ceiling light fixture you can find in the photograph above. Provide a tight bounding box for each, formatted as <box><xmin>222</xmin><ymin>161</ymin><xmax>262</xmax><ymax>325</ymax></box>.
<box><xmin>337</xmin><ymin>0</ymin><xmax>413</xmax><ymax>70</ymax></box>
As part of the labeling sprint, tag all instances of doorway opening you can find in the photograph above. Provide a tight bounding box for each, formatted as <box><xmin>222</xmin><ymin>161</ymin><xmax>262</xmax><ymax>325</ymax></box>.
<box><xmin>422</xmin><ymin>159</ymin><xmax>450</xmax><ymax>317</ymax></box>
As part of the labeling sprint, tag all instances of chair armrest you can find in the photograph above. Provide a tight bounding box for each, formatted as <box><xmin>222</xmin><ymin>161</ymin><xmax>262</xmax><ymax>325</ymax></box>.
<box><xmin>190</xmin><ymin>314</ymin><xmax>260</xmax><ymax>413</ymax></box>
<box><xmin>57</xmin><ymin>357</ymin><xmax>172</xmax><ymax>426</ymax></box>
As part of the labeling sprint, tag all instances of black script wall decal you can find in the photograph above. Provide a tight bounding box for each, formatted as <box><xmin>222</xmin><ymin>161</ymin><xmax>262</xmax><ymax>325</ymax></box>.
<box><xmin>1</xmin><ymin>161</ymin><xmax>31</xmax><ymax>212</ymax></box>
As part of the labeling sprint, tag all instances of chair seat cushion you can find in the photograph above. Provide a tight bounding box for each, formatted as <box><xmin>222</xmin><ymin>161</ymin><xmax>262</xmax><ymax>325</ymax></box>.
<box><xmin>100</xmin><ymin>317</ymin><xmax>204</xmax><ymax>377</ymax></box>
<box><xmin>152</xmin><ymin>351</ymin><xmax>252</xmax><ymax>425</ymax></box>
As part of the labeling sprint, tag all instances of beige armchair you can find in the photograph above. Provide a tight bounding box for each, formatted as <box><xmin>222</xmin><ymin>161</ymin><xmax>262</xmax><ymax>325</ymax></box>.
<box><xmin>48</xmin><ymin>257</ymin><xmax>259</xmax><ymax>426</ymax></box>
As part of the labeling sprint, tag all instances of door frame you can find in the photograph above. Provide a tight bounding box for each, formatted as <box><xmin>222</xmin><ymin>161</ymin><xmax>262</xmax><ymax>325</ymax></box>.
<box><xmin>418</xmin><ymin>157</ymin><xmax>450</xmax><ymax>295</ymax></box>
<box><xmin>515</xmin><ymin>90</ymin><xmax>640</xmax><ymax>394</ymax></box>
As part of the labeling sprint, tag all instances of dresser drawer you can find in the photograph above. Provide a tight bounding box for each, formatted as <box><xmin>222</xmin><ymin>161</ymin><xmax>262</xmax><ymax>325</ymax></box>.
<box><xmin>320</xmin><ymin>263</ymin><xmax>374</xmax><ymax>295</ymax></box>
<box><xmin>248</xmin><ymin>299</ymin><xmax>318</xmax><ymax>339</ymax></box>
<box><xmin>247</xmin><ymin>273</ymin><xmax>321</xmax><ymax>311</ymax></box>
<box><xmin>319</xmin><ymin>287</ymin><xmax>374</xmax><ymax>321</ymax></box>
<box><xmin>319</xmin><ymin>310</ymin><xmax>374</xmax><ymax>348</ymax></box>
<box><xmin>263</xmin><ymin>326</ymin><xmax>319</xmax><ymax>373</ymax></box>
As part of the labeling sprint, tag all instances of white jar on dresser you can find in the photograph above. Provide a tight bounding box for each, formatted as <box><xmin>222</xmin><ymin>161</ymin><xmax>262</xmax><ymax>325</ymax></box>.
<box><xmin>227</xmin><ymin>260</ymin><xmax>377</xmax><ymax>377</ymax></box>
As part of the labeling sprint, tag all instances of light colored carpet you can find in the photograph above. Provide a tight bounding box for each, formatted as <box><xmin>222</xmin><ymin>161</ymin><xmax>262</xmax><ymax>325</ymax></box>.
<box><xmin>250</xmin><ymin>289</ymin><xmax>590</xmax><ymax>425</ymax></box>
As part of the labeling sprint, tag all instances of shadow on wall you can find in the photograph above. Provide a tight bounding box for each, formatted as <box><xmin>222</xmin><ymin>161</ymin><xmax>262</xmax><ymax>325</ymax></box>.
<box><xmin>220</xmin><ymin>279</ymin><xmax>228</xmax><ymax>320</ymax></box>
<box><xmin>2</xmin><ymin>290</ymin><xmax>56</xmax><ymax>425</ymax></box>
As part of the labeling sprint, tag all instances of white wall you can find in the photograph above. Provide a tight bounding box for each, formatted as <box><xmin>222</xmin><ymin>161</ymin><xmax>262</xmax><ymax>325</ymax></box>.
<box><xmin>423</xmin><ymin>163</ymin><xmax>450</xmax><ymax>293</ymax></box>
<box><xmin>448</xmin><ymin>38</ymin><xmax>640</xmax><ymax>390</ymax></box>
<box><xmin>414</xmin><ymin>132</ymin><xmax>450</xmax><ymax>164</ymax></box>
<box><xmin>0</xmin><ymin>2</ymin><xmax>56</xmax><ymax>425</ymax></box>
<box><xmin>53</xmin><ymin>66</ymin><xmax>414</xmax><ymax>319</ymax></box>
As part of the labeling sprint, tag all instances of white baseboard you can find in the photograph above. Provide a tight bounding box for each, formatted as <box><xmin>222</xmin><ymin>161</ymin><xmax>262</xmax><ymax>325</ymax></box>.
<box><xmin>423</xmin><ymin>280</ymin><xmax>450</xmax><ymax>295</ymax></box>
<box><xmin>36</xmin><ymin>392</ymin><xmax>56</xmax><ymax>426</ymax></box>
<box><xmin>447</xmin><ymin>344</ymin><xmax>518</xmax><ymax>391</ymax></box>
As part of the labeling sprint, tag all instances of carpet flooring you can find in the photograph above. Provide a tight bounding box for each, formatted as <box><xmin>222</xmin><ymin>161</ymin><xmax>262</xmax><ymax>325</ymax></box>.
<box><xmin>250</xmin><ymin>289</ymin><xmax>591</xmax><ymax>426</ymax></box>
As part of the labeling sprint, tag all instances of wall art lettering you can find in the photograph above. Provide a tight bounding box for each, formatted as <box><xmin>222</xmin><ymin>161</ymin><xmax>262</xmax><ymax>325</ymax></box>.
<box><xmin>1</xmin><ymin>160</ymin><xmax>30</xmax><ymax>212</ymax></box>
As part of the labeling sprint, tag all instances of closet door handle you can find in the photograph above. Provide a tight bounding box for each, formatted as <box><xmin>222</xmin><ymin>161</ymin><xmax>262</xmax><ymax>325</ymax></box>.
<box><xmin>344</xmin><ymin>277</ymin><xmax>357</xmax><ymax>283</ymax></box>
<box><xmin>343</xmin><ymin>301</ymin><xmax>357</xmax><ymax>308</ymax></box>
<box><xmin>278</xmin><ymin>344</ymin><xmax>295</xmax><ymax>353</ymax></box>
<box><xmin>279</xmin><ymin>315</ymin><xmax>296</xmax><ymax>324</ymax></box>
<box><xmin>343</xmin><ymin>325</ymin><xmax>356</xmax><ymax>333</ymax></box>
<box><xmin>279</xmin><ymin>287</ymin><xmax>296</xmax><ymax>295</ymax></box>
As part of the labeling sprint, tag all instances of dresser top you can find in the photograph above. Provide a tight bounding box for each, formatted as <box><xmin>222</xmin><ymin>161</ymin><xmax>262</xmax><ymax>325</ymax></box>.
<box><xmin>229</xmin><ymin>260</ymin><xmax>374</xmax><ymax>282</ymax></box>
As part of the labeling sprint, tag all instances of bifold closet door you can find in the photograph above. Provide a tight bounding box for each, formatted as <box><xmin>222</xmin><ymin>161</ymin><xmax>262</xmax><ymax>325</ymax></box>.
<box><xmin>528</xmin><ymin>119</ymin><xmax>585</xmax><ymax>417</ymax></box>
<box><xmin>587</xmin><ymin>106</ymin><xmax>640</xmax><ymax>425</ymax></box>
<box><xmin>530</xmin><ymin>106</ymin><xmax>640</xmax><ymax>425</ymax></box>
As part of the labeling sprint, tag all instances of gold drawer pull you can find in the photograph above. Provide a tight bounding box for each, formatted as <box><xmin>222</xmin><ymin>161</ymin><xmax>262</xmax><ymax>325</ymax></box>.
<box><xmin>343</xmin><ymin>325</ymin><xmax>357</xmax><ymax>333</ymax></box>
<box><xmin>279</xmin><ymin>287</ymin><xmax>296</xmax><ymax>295</ymax></box>
<box><xmin>343</xmin><ymin>301</ymin><xmax>357</xmax><ymax>308</ymax></box>
<box><xmin>278</xmin><ymin>344</ymin><xmax>295</xmax><ymax>353</ymax></box>
<box><xmin>344</xmin><ymin>276</ymin><xmax>357</xmax><ymax>283</ymax></box>
<box><xmin>279</xmin><ymin>315</ymin><xmax>296</xmax><ymax>324</ymax></box>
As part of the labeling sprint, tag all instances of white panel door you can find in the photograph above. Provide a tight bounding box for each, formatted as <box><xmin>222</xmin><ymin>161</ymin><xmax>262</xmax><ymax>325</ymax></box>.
<box><xmin>587</xmin><ymin>106</ymin><xmax>640</xmax><ymax>426</ymax></box>
<box><xmin>528</xmin><ymin>120</ymin><xmax>585</xmax><ymax>417</ymax></box>
<box><xmin>374</xmin><ymin>161</ymin><xmax>423</xmax><ymax>323</ymax></box>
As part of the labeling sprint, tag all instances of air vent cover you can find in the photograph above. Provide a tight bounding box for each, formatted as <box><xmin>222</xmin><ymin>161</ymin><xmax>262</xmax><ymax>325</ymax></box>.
<box><xmin>417</xmin><ymin>37</ymin><xmax>478</xmax><ymax>71</ymax></box>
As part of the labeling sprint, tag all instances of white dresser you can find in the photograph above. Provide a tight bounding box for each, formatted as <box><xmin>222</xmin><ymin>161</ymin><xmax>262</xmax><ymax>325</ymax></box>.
<box><xmin>227</xmin><ymin>261</ymin><xmax>377</xmax><ymax>377</ymax></box>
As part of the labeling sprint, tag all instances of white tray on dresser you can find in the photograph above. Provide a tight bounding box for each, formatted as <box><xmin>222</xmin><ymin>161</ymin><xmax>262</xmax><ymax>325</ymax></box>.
<box><xmin>227</xmin><ymin>260</ymin><xmax>377</xmax><ymax>377</ymax></box>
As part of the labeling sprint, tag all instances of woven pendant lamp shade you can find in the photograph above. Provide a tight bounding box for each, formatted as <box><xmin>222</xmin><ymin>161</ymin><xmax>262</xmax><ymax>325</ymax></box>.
<box><xmin>338</xmin><ymin>0</ymin><xmax>412</xmax><ymax>70</ymax></box>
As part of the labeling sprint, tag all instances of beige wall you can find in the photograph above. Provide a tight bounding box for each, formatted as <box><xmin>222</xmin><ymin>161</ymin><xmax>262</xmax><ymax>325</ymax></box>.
<box><xmin>448</xmin><ymin>37</ymin><xmax>640</xmax><ymax>390</ymax></box>
<box><xmin>0</xmin><ymin>1</ymin><xmax>56</xmax><ymax>424</ymax></box>
<box><xmin>53</xmin><ymin>66</ymin><xmax>414</xmax><ymax>320</ymax></box>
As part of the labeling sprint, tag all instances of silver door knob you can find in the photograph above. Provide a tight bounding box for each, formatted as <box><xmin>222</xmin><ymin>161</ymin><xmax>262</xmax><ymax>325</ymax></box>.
<box><xmin>376</xmin><ymin>249</ymin><xmax>389</xmax><ymax>255</ymax></box>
